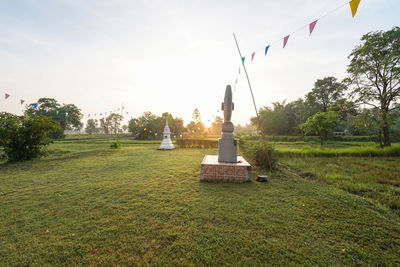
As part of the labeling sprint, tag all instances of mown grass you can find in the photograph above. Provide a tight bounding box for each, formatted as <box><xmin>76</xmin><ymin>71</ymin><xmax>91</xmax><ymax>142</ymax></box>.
<box><xmin>1</xmin><ymin>137</ymin><xmax>400</xmax><ymax>265</ymax></box>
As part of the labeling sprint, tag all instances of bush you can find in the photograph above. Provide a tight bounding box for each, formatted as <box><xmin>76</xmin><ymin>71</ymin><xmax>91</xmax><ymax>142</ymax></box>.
<box><xmin>176</xmin><ymin>139</ymin><xmax>218</xmax><ymax>149</ymax></box>
<box><xmin>110</xmin><ymin>141</ymin><xmax>121</xmax><ymax>149</ymax></box>
<box><xmin>0</xmin><ymin>113</ymin><xmax>61</xmax><ymax>162</ymax></box>
<box><xmin>239</xmin><ymin>138</ymin><xmax>277</xmax><ymax>170</ymax></box>
<box><xmin>277</xmin><ymin>145</ymin><xmax>400</xmax><ymax>157</ymax></box>
<box><xmin>240</xmin><ymin>135</ymin><xmax>375</xmax><ymax>143</ymax></box>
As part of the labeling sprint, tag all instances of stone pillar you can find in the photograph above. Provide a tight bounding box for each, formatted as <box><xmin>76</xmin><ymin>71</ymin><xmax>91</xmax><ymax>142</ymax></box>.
<box><xmin>218</xmin><ymin>85</ymin><xmax>237</xmax><ymax>163</ymax></box>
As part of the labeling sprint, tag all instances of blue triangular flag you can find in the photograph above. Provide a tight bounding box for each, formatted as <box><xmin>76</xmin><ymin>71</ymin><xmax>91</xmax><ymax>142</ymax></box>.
<box><xmin>265</xmin><ymin>45</ymin><xmax>270</xmax><ymax>56</ymax></box>
<box><xmin>33</xmin><ymin>104</ymin><xmax>37</xmax><ymax>109</ymax></box>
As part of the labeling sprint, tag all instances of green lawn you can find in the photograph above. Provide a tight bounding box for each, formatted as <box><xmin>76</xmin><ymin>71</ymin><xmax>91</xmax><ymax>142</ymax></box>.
<box><xmin>1</xmin><ymin>138</ymin><xmax>400</xmax><ymax>265</ymax></box>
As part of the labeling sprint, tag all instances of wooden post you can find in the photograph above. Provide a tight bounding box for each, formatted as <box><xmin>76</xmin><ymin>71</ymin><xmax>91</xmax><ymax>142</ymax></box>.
<box><xmin>233</xmin><ymin>33</ymin><xmax>272</xmax><ymax>171</ymax></box>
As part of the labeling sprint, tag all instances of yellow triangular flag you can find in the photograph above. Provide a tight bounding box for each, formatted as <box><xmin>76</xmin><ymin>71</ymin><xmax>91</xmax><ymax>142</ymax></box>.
<box><xmin>349</xmin><ymin>0</ymin><xmax>361</xmax><ymax>18</ymax></box>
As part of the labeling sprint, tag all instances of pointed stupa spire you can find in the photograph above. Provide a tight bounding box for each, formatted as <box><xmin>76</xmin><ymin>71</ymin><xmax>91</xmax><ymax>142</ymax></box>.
<box><xmin>165</xmin><ymin>117</ymin><xmax>169</xmax><ymax>129</ymax></box>
<box><xmin>158</xmin><ymin>115</ymin><xmax>174</xmax><ymax>150</ymax></box>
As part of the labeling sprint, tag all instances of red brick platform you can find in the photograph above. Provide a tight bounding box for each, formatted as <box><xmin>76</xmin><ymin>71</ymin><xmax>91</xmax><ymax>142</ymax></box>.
<box><xmin>201</xmin><ymin>155</ymin><xmax>252</xmax><ymax>182</ymax></box>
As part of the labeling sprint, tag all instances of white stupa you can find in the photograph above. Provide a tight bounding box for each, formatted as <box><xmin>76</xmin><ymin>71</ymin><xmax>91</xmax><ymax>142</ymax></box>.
<box><xmin>158</xmin><ymin>117</ymin><xmax>175</xmax><ymax>150</ymax></box>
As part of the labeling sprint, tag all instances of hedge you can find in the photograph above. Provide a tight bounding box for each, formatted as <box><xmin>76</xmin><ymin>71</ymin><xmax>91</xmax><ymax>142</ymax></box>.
<box><xmin>175</xmin><ymin>139</ymin><xmax>218</xmax><ymax>148</ymax></box>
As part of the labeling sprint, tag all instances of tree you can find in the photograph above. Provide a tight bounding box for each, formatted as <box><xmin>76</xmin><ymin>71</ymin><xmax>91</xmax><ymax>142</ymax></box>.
<box><xmin>209</xmin><ymin>116</ymin><xmax>223</xmax><ymax>135</ymax></box>
<box><xmin>85</xmin><ymin>119</ymin><xmax>98</xmax><ymax>135</ymax></box>
<box><xmin>192</xmin><ymin>108</ymin><xmax>201</xmax><ymax>123</ymax></box>
<box><xmin>300</xmin><ymin>111</ymin><xmax>339</xmax><ymax>145</ymax></box>
<box><xmin>0</xmin><ymin>112</ymin><xmax>60</xmax><ymax>162</ymax></box>
<box><xmin>162</xmin><ymin>112</ymin><xmax>185</xmax><ymax>137</ymax></box>
<box><xmin>128</xmin><ymin>112</ymin><xmax>163</xmax><ymax>139</ymax></box>
<box><xmin>186</xmin><ymin>121</ymin><xmax>206</xmax><ymax>136</ymax></box>
<box><xmin>100</xmin><ymin>118</ymin><xmax>110</xmax><ymax>134</ymax></box>
<box><xmin>107</xmin><ymin>113</ymin><xmax>123</xmax><ymax>135</ymax></box>
<box><xmin>347</xmin><ymin>27</ymin><xmax>400</xmax><ymax>146</ymax></box>
<box><xmin>251</xmin><ymin>99</ymin><xmax>307</xmax><ymax>136</ymax></box>
<box><xmin>25</xmin><ymin>98</ymin><xmax>82</xmax><ymax>139</ymax></box>
<box><xmin>352</xmin><ymin>108</ymin><xmax>384</xmax><ymax>146</ymax></box>
<box><xmin>305</xmin><ymin>76</ymin><xmax>344</xmax><ymax>113</ymax></box>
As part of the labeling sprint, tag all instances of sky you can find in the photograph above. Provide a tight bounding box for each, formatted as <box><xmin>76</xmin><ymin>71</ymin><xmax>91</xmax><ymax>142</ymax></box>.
<box><xmin>0</xmin><ymin>0</ymin><xmax>399</xmax><ymax>127</ymax></box>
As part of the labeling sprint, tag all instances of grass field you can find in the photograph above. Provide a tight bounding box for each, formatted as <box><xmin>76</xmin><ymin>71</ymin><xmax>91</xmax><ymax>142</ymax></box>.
<box><xmin>1</xmin><ymin>136</ymin><xmax>400</xmax><ymax>265</ymax></box>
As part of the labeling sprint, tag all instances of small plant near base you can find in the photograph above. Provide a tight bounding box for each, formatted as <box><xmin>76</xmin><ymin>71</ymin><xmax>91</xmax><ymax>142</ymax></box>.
<box><xmin>110</xmin><ymin>140</ymin><xmax>121</xmax><ymax>149</ymax></box>
<box><xmin>239</xmin><ymin>138</ymin><xmax>277</xmax><ymax>171</ymax></box>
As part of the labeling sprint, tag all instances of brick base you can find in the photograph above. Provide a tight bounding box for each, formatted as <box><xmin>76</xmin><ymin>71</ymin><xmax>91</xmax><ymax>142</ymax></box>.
<box><xmin>201</xmin><ymin>155</ymin><xmax>251</xmax><ymax>182</ymax></box>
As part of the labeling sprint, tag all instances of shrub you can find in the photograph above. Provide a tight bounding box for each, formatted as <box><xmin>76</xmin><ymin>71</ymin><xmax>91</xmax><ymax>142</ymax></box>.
<box><xmin>277</xmin><ymin>145</ymin><xmax>400</xmax><ymax>157</ymax></box>
<box><xmin>110</xmin><ymin>140</ymin><xmax>121</xmax><ymax>149</ymax></box>
<box><xmin>239</xmin><ymin>138</ymin><xmax>277</xmax><ymax>170</ymax></box>
<box><xmin>0</xmin><ymin>112</ymin><xmax>61</xmax><ymax>162</ymax></box>
<box><xmin>240</xmin><ymin>135</ymin><xmax>375</xmax><ymax>143</ymax></box>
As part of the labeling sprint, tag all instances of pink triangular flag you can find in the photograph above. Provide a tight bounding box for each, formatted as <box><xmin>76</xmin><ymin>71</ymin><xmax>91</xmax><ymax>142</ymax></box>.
<box><xmin>20</xmin><ymin>99</ymin><xmax>25</xmax><ymax>105</ymax></box>
<box><xmin>251</xmin><ymin>52</ymin><xmax>255</xmax><ymax>61</ymax></box>
<box><xmin>283</xmin><ymin>35</ymin><xmax>290</xmax><ymax>48</ymax></box>
<box><xmin>5</xmin><ymin>93</ymin><xmax>10</xmax><ymax>99</ymax></box>
<box><xmin>309</xmin><ymin>20</ymin><xmax>318</xmax><ymax>36</ymax></box>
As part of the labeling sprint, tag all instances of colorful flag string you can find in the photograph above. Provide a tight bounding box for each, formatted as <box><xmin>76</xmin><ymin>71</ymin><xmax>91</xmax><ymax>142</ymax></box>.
<box><xmin>239</xmin><ymin>0</ymin><xmax>360</xmax><ymax>63</ymax></box>
<box><xmin>1</xmin><ymin>88</ymin><xmax>129</xmax><ymax>120</ymax></box>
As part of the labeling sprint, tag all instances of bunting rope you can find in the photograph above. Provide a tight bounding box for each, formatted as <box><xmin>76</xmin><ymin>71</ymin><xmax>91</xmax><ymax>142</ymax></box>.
<box><xmin>231</xmin><ymin>0</ymin><xmax>361</xmax><ymax>171</ymax></box>
<box><xmin>232</xmin><ymin>0</ymin><xmax>361</xmax><ymax>85</ymax></box>
<box><xmin>0</xmin><ymin>88</ymin><xmax>128</xmax><ymax>119</ymax></box>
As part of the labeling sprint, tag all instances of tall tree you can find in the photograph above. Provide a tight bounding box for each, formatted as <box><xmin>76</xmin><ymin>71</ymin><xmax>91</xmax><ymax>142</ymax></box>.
<box><xmin>209</xmin><ymin>116</ymin><xmax>223</xmax><ymax>135</ymax></box>
<box><xmin>305</xmin><ymin>76</ymin><xmax>344</xmax><ymax>113</ymax></box>
<box><xmin>162</xmin><ymin>112</ymin><xmax>185</xmax><ymax>137</ymax></box>
<box><xmin>352</xmin><ymin>108</ymin><xmax>384</xmax><ymax>146</ymax></box>
<box><xmin>25</xmin><ymin>98</ymin><xmax>82</xmax><ymax>139</ymax></box>
<box><xmin>251</xmin><ymin>100</ymin><xmax>306</xmax><ymax>136</ymax></box>
<box><xmin>100</xmin><ymin>118</ymin><xmax>110</xmax><ymax>134</ymax></box>
<box><xmin>128</xmin><ymin>112</ymin><xmax>163</xmax><ymax>139</ymax></box>
<box><xmin>347</xmin><ymin>27</ymin><xmax>400</xmax><ymax>146</ymax></box>
<box><xmin>107</xmin><ymin>113</ymin><xmax>123</xmax><ymax>135</ymax></box>
<box><xmin>192</xmin><ymin>108</ymin><xmax>201</xmax><ymax>123</ymax></box>
<box><xmin>85</xmin><ymin>119</ymin><xmax>98</xmax><ymax>135</ymax></box>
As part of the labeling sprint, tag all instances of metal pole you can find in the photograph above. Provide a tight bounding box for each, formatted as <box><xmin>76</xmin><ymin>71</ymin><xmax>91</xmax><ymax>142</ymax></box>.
<box><xmin>233</xmin><ymin>33</ymin><xmax>272</xmax><ymax>171</ymax></box>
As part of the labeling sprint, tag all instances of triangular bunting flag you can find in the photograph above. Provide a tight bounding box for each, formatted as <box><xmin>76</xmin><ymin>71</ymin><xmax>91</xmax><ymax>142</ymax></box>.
<box><xmin>309</xmin><ymin>20</ymin><xmax>318</xmax><ymax>36</ymax></box>
<box><xmin>251</xmin><ymin>52</ymin><xmax>255</xmax><ymax>61</ymax></box>
<box><xmin>283</xmin><ymin>35</ymin><xmax>290</xmax><ymax>48</ymax></box>
<box><xmin>241</xmin><ymin>57</ymin><xmax>245</xmax><ymax>64</ymax></box>
<box><xmin>5</xmin><ymin>93</ymin><xmax>10</xmax><ymax>99</ymax></box>
<box><xmin>56</xmin><ymin>110</ymin><xmax>59</xmax><ymax>115</ymax></box>
<box><xmin>349</xmin><ymin>0</ymin><xmax>361</xmax><ymax>18</ymax></box>
<box><xmin>20</xmin><ymin>99</ymin><xmax>25</xmax><ymax>105</ymax></box>
<box><xmin>33</xmin><ymin>104</ymin><xmax>37</xmax><ymax>109</ymax></box>
<box><xmin>265</xmin><ymin>45</ymin><xmax>270</xmax><ymax>56</ymax></box>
